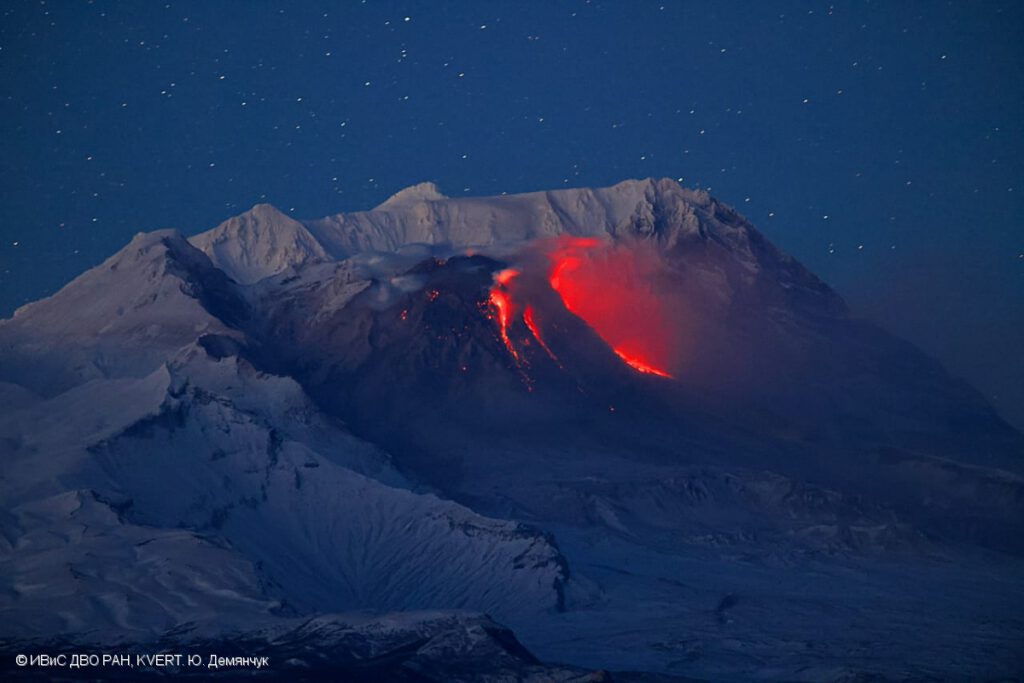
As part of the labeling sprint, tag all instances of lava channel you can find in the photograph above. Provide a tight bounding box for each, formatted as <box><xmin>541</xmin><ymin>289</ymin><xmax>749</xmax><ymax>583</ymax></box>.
<box><xmin>489</xmin><ymin>268</ymin><xmax>522</xmax><ymax>363</ymax></box>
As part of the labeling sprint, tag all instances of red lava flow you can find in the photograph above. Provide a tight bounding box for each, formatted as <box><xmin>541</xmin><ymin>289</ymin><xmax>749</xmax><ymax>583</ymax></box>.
<box><xmin>487</xmin><ymin>236</ymin><xmax>676</xmax><ymax>379</ymax></box>
<box><xmin>488</xmin><ymin>268</ymin><xmax>522</xmax><ymax>363</ymax></box>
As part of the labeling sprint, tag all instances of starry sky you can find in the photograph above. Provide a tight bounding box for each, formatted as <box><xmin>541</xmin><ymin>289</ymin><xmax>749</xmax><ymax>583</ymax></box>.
<box><xmin>1</xmin><ymin>0</ymin><xmax>1022</xmax><ymax>427</ymax></box>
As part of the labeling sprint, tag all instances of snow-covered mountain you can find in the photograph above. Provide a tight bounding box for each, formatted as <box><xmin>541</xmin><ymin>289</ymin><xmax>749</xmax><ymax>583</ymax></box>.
<box><xmin>192</xmin><ymin>203</ymin><xmax>330</xmax><ymax>285</ymax></box>
<box><xmin>2</xmin><ymin>179</ymin><xmax>1022</xmax><ymax>680</ymax></box>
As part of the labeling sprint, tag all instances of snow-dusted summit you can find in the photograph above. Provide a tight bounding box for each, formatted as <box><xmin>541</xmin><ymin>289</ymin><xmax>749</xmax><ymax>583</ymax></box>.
<box><xmin>375</xmin><ymin>180</ymin><xmax>447</xmax><ymax>208</ymax></box>
<box><xmin>191</xmin><ymin>203</ymin><xmax>329</xmax><ymax>284</ymax></box>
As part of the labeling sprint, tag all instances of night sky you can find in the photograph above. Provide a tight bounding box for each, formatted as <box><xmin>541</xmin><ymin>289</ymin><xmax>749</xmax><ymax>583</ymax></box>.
<box><xmin>1</xmin><ymin>1</ymin><xmax>1022</xmax><ymax>428</ymax></box>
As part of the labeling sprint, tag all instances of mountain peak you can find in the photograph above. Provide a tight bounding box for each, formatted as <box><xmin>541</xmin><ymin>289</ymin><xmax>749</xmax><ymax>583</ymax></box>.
<box><xmin>246</xmin><ymin>202</ymin><xmax>291</xmax><ymax>219</ymax></box>
<box><xmin>375</xmin><ymin>182</ymin><xmax>446</xmax><ymax>209</ymax></box>
<box><xmin>190</xmin><ymin>204</ymin><xmax>329</xmax><ymax>284</ymax></box>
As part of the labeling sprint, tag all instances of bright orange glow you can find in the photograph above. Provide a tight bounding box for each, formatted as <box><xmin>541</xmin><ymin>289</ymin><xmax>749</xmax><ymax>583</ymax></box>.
<box><xmin>614</xmin><ymin>350</ymin><xmax>673</xmax><ymax>378</ymax></box>
<box><xmin>488</xmin><ymin>269</ymin><xmax>559</xmax><ymax>369</ymax></box>
<box><xmin>547</xmin><ymin>236</ymin><xmax>675</xmax><ymax>379</ymax></box>
<box><xmin>488</xmin><ymin>268</ymin><xmax>524</xmax><ymax>363</ymax></box>
<box><xmin>495</xmin><ymin>267</ymin><xmax>520</xmax><ymax>286</ymax></box>
<box><xmin>489</xmin><ymin>286</ymin><xmax>520</xmax><ymax>363</ymax></box>
<box><xmin>484</xmin><ymin>239</ymin><xmax>676</xmax><ymax>380</ymax></box>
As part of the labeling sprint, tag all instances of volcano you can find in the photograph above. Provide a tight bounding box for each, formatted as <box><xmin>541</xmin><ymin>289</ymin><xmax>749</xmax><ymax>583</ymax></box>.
<box><xmin>1</xmin><ymin>178</ymin><xmax>1022</xmax><ymax>681</ymax></box>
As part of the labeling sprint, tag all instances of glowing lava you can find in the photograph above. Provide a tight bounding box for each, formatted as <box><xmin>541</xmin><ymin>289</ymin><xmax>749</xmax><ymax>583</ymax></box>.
<box><xmin>547</xmin><ymin>236</ymin><xmax>675</xmax><ymax>378</ymax></box>
<box><xmin>614</xmin><ymin>350</ymin><xmax>673</xmax><ymax>378</ymax></box>
<box><xmin>486</xmin><ymin>237</ymin><xmax>677</xmax><ymax>379</ymax></box>
<box><xmin>489</xmin><ymin>268</ymin><xmax>522</xmax><ymax>363</ymax></box>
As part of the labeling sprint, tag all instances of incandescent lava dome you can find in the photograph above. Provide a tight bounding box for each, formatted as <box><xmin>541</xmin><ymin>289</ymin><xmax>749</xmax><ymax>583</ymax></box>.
<box><xmin>488</xmin><ymin>235</ymin><xmax>682</xmax><ymax>379</ymax></box>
